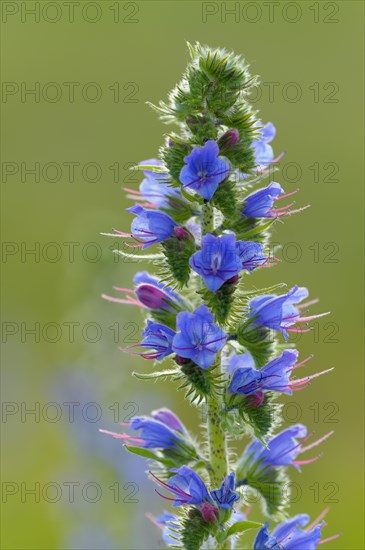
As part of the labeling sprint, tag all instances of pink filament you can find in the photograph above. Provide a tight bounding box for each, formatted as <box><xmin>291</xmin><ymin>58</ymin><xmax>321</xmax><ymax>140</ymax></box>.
<box><xmin>293</xmin><ymin>454</ymin><xmax>321</xmax><ymax>465</ymax></box>
<box><xmin>291</xmin><ymin>354</ymin><xmax>314</xmax><ymax>370</ymax></box>
<box><xmin>319</xmin><ymin>534</ymin><xmax>341</xmax><ymax>545</ymax></box>
<box><xmin>286</xmin><ymin>327</ymin><xmax>313</xmax><ymax>333</ymax></box>
<box><xmin>300</xmin><ymin>431</ymin><xmax>334</xmax><ymax>453</ymax></box>
<box><xmin>289</xmin><ymin>368</ymin><xmax>334</xmax><ymax>387</ymax></box>
<box><xmin>297</xmin><ymin>312</ymin><xmax>330</xmax><ymax>322</ymax></box>
<box><xmin>297</xmin><ymin>298</ymin><xmax>319</xmax><ymax>309</ymax></box>
<box><xmin>271</xmin><ymin>201</ymin><xmax>296</xmax><ymax>213</ymax></box>
<box><xmin>274</xmin><ymin>205</ymin><xmax>311</xmax><ymax>217</ymax></box>
<box><xmin>276</xmin><ymin>188</ymin><xmax>299</xmax><ymax>201</ymax></box>
<box><xmin>99</xmin><ymin>429</ymin><xmax>142</xmax><ymax>443</ymax></box>
<box><xmin>306</xmin><ymin>508</ymin><xmax>329</xmax><ymax>531</ymax></box>
<box><xmin>101</xmin><ymin>231</ymin><xmax>132</xmax><ymax>238</ymax></box>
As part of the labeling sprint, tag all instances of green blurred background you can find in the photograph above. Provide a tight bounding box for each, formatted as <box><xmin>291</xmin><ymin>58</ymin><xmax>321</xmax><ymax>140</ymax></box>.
<box><xmin>1</xmin><ymin>1</ymin><xmax>364</xmax><ymax>548</ymax></box>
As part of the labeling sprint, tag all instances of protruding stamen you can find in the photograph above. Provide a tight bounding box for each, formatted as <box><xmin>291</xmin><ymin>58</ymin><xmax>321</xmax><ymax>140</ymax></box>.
<box><xmin>291</xmin><ymin>354</ymin><xmax>314</xmax><ymax>370</ymax></box>
<box><xmin>101</xmin><ymin>293</ymin><xmax>144</xmax><ymax>307</ymax></box>
<box><xmin>276</xmin><ymin>188</ymin><xmax>299</xmax><ymax>201</ymax></box>
<box><xmin>319</xmin><ymin>533</ymin><xmax>341</xmax><ymax>545</ymax></box>
<box><xmin>99</xmin><ymin>429</ymin><xmax>142</xmax><ymax>443</ymax></box>
<box><xmin>297</xmin><ymin>312</ymin><xmax>331</xmax><ymax>322</ymax></box>
<box><xmin>300</xmin><ymin>431</ymin><xmax>334</xmax><ymax>453</ymax></box>
<box><xmin>290</xmin><ymin>368</ymin><xmax>334</xmax><ymax>387</ymax></box>
<box><xmin>293</xmin><ymin>454</ymin><xmax>322</xmax><ymax>465</ymax></box>
<box><xmin>297</xmin><ymin>298</ymin><xmax>319</xmax><ymax>309</ymax></box>
<box><xmin>101</xmin><ymin>230</ymin><xmax>132</xmax><ymax>238</ymax></box>
<box><xmin>286</xmin><ymin>327</ymin><xmax>313</xmax><ymax>333</ymax></box>
<box><xmin>271</xmin><ymin>201</ymin><xmax>296</xmax><ymax>213</ymax></box>
<box><xmin>305</xmin><ymin>507</ymin><xmax>329</xmax><ymax>531</ymax></box>
<box><xmin>274</xmin><ymin>205</ymin><xmax>311</xmax><ymax>217</ymax></box>
<box><xmin>124</xmin><ymin>187</ymin><xmax>141</xmax><ymax>195</ymax></box>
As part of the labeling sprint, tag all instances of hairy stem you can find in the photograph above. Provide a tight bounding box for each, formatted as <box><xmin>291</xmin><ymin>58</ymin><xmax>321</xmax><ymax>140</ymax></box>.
<box><xmin>201</xmin><ymin>203</ymin><xmax>229</xmax><ymax>489</ymax></box>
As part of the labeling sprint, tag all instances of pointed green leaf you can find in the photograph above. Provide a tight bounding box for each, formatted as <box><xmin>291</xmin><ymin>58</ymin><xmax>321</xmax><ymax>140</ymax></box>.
<box><xmin>241</xmin><ymin>218</ymin><xmax>276</xmax><ymax>239</ymax></box>
<box><xmin>124</xmin><ymin>445</ymin><xmax>172</xmax><ymax>466</ymax></box>
<box><xmin>180</xmin><ymin>186</ymin><xmax>204</xmax><ymax>205</ymax></box>
<box><xmin>131</xmin><ymin>164</ymin><xmax>168</xmax><ymax>174</ymax></box>
<box><xmin>226</xmin><ymin>520</ymin><xmax>262</xmax><ymax>537</ymax></box>
<box><xmin>132</xmin><ymin>368</ymin><xmax>180</xmax><ymax>380</ymax></box>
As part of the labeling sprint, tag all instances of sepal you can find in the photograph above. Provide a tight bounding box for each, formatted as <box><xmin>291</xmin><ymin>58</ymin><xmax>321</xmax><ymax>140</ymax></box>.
<box><xmin>237</xmin><ymin>319</ymin><xmax>275</xmax><ymax>367</ymax></box>
<box><xmin>229</xmin><ymin>215</ymin><xmax>276</xmax><ymax>243</ymax></box>
<box><xmin>173</xmin><ymin>357</ymin><xmax>224</xmax><ymax>404</ymax></box>
<box><xmin>211</xmin><ymin>179</ymin><xmax>237</xmax><ymax>219</ymax></box>
<box><xmin>180</xmin><ymin>507</ymin><xmax>217</xmax><ymax>550</ymax></box>
<box><xmin>198</xmin><ymin>276</ymin><xmax>238</xmax><ymax>325</ymax></box>
<box><xmin>221</xmin><ymin>393</ymin><xmax>283</xmax><ymax>442</ymax></box>
<box><xmin>161</xmin><ymin>227</ymin><xmax>196</xmax><ymax>287</ymax></box>
<box><xmin>161</xmin><ymin>139</ymin><xmax>191</xmax><ymax>181</ymax></box>
<box><xmin>236</xmin><ymin>465</ymin><xmax>290</xmax><ymax>519</ymax></box>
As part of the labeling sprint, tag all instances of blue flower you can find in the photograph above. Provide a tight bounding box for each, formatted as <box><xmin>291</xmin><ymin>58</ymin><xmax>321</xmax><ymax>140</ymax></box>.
<box><xmin>152</xmin><ymin>467</ymin><xmax>240</xmax><ymax>511</ymax></box>
<box><xmin>241</xmin><ymin>424</ymin><xmax>333</xmax><ymax>473</ymax></box>
<box><xmin>228</xmin><ymin>350</ymin><xmax>299</xmax><ymax>396</ymax></box>
<box><xmin>242</xmin><ymin>182</ymin><xmax>284</xmax><ymax>218</ymax></box>
<box><xmin>179</xmin><ymin>140</ymin><xmax>230</xmax><ymax>200</ymax></box>
<box><xmin>210</xmin><ymin>472</ymin><xmax>240</xmax><ymax>510</ymax></box>
<box><xmin>121</xmin><ymin>320</ymin><xmax>175</xmax><ymax>360</ymax></box>
<box><xmin>152</xmin><ymin>466</ymin><xmax>211</xmax><ymax>507</ymax></box>
<box><xmin>252</xmin><ymin>121</ymin><xmax>276</xmax><ymax>166</ymax></box>
<box><xmin>100</xmin><ymin>407</ymin><xmax>194</xmax><ymax>458</ymax></box>
<box><xmin>127</xmin><ymin>205</ymin><xmax>177</xmax><ymax>248</ymax></box>
<box><xmin>254</xmin><ymin>515</ymin><xmax>325</xmax><ymax>550</ymax></box>
<box><xmin>190</xmin><ymin>234</ymin><xmax>267</xmax><ymax>292</ymax></box>
<box><xmin>190</xmin><ymin>234</ymin><xmax>242</xmax><ymax>292</ymax></box>
<box><xmin>236</xmin><ymin>240</ymin><xmax>267</xmax><ymax>271</ymax></box>
<box><xmin>225</xmin><ymin>351</ymin><xmax>255</xmax><ymax>374</ymax></box>
<box><xmin>129</xmin><ymin>410</ymin><xmax>185</xmax><ymax>449</ymax></box>
<box><xmin>241</xmin><ymin>424</ymin><xmax>309</xmax><ymax>474</ymax></box>
<box><xmin>139</xmin><ymin>158</ymin><xmax>182</xmax><ymax>209</ymax></box>
<box><xmin>151</xmin><ymin>407</ymin><xmax>186</xmax><ymax>432</ymax></box>
<box><xmin>172</xmin><ymin>305</ymin><xmax>227</xmax><ymax>369</ymax></box>
<box><xmin>140</xmin><ymin>321</ymin><xmax>175</xmax><ymax>360</ymax></box>
<box><xmin>248</xmin><ymin>285</ymin><xmax>312</xmax><ymax>340</ymax></box>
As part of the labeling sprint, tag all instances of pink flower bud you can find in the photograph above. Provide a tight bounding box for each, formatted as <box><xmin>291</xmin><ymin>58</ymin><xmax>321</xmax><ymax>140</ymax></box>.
<box><xmin>218</xmin><ymin>128</ymin><xmax>240</xmax><ymax>150</ymax></box>
<box><xmin>201</xmin><ymin>502</ymin><xmax>218</xmax><ymax>523</ymax></box>
<box><xmin>174</xmin><ymin>226</ymin><xmax>191</xmax><ymax>241</ymax></box>
<box><xmin>135</xmin><ymin>284</ymin><xmax>169</xmax><ymax>310</ymax></box>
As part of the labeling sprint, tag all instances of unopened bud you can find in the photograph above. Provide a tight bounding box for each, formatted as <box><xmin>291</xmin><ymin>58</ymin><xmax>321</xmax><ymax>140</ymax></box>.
<box><xmin>218</xmin><ymin>128</ymin><xmax>240</xmax><ymax>150</ymax></box>
<box><xmin>174</xmin><ymin>226</ymin><xmax>192</xmax><ymax>241</ymax></box>
<box><xmin>201</xmin><ymin>502</ymin><xmax>218</xmax><ymax>523</ymax></box>
<box><xmin>135</xmin><ymin>284</ymin><xmax>169</xmax><ymax>310</ymax></box>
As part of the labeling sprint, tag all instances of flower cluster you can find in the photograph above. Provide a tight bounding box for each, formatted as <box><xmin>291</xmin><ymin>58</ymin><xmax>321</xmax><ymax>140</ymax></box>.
<box><xmin>101</xmin><ymin>43</ymin><xmax>339</xmax><ymax>550</ymax></box>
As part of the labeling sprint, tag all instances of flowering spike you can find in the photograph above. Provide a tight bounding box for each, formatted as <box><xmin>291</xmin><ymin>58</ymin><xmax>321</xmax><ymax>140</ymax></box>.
<box><xmin>100</xmin><ymin>43</ymin><xmax>339</xmax><ymax>548</ymax></box>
